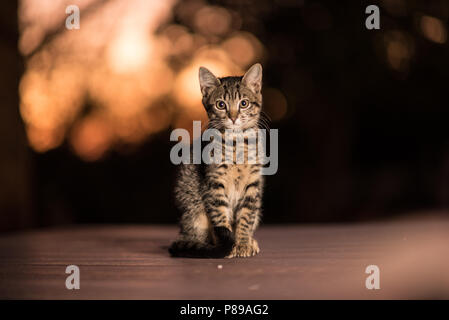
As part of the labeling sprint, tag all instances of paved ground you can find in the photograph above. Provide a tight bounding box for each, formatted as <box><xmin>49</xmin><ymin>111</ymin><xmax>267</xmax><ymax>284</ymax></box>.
<box><xmin>0</xmin><ymin>215</ymin><xmax>448</xmax><ymax>299</ymax></box>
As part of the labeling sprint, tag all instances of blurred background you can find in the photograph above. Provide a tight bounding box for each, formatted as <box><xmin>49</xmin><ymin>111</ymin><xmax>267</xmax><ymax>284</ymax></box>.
<box><xmin>1</xmin><ymin>0</ymin><xmax>449</xmax><ymax>232</ymax></box>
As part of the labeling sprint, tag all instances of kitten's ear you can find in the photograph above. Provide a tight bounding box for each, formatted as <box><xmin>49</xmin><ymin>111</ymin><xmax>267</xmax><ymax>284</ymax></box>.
<box><xmin>242</xmin><ymin>63</ymin><xmax>262</xmax><ymax>94</ymax></box>
<box><xmin>199</xmin><ymin>67</ymin><xmax>220</xmax><ymax>97</ymax></box>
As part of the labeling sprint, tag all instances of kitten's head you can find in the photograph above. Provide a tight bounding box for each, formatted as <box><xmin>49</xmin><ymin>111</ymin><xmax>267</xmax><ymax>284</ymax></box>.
<box><xmin>199</xmin><ymin>64</ymin><xmax>263</xmax><ymax>132</ymax></box>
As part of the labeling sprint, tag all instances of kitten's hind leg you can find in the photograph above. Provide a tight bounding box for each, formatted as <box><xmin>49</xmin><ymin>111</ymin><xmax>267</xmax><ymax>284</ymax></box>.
<box><xmin>211</xmin><ymin>226</ymin><xmax>235</xmax><ymax>255</ymax></box>
<box><xmin>169</xmin><ymin>211</ymin><xmax>235</xmax><ymax>258</ymax></box>
<box><xmin>169</xmin><ymin>238</ymin><xmax>213</xmax><ymax>258</ymax></box>
<box><xmin>169</xmin><ymin>233</ymin><xmax>233</xmax><ymax>259</ymax></box>
<box><xmin>169</xmin><ymin>212</ymin><xmax>219</xmax><ymax>258</ymax></box>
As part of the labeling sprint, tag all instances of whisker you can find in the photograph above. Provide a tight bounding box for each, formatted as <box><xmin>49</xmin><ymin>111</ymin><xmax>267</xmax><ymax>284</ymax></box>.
<box><xmin>257</xmin><ymin>116</ymin><xmax>270</xmax><ymax>131</ymax></box>
<box><xmin>260</xmin><ymin>110</ymin><xmax>272</xmax><ymax>122</ymax></box>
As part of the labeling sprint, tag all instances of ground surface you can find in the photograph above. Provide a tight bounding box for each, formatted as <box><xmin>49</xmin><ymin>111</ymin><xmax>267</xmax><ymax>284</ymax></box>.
<box><xmin>0</xmin><ymin>215</ymin><xmax>448</xmax><ymax>299</ymax></box>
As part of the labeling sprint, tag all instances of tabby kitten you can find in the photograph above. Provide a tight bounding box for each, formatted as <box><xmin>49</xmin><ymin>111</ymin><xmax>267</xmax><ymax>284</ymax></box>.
<box><xmin>169</xmin><ymin>63</ymin><xmax>265</xmax><ymax>258</ymax></box>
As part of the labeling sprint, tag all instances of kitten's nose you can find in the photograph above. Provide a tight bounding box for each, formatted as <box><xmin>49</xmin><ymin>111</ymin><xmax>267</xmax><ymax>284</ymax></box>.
<box><xmin>229</xmin><ymin>113</ymin><xmax>238</xmax><ymax>124</ymax></box>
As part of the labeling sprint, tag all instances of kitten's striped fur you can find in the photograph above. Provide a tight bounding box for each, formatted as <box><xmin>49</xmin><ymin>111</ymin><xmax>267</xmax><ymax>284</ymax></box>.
<box><xmin>169</xmin><ymin>64</ymin><xmax>265</xmax><ymax>258</ymax></box>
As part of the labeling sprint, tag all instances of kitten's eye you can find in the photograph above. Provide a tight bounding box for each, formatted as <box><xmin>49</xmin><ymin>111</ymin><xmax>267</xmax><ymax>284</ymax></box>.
<box><xmin>216</xmin><ymin>100</ymin><xmax>226</xmax><ymax>110</ymax></box>
<box><xmin>240</xmin><ymin>99</ymin><xmax>250</xmax><ymax>109</ymax></box>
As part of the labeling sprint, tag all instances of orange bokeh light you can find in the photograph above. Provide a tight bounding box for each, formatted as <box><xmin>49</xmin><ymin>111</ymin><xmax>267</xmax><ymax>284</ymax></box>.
<box><xmin>18</xmin><ymin>0</ymin><xmax>264</xmax><ymax>160</ymax></box>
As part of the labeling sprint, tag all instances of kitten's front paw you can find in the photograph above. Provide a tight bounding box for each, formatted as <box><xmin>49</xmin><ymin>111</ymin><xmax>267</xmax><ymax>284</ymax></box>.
<box><xmin>226</xmin><ymin>238</ymin><xmax>260</xmax><ymax>258</ymax></box>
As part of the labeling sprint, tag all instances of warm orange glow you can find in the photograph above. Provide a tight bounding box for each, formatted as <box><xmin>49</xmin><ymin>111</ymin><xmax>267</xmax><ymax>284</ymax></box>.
<box><xmin>19</xmin><ymin>65</ymin><xmax>85</xmax><ymax>150</ymax></box>
<box><xmin>387</xmin><ymin>40</ymin><xmax>408</xmax><ymax>70</ymax></box>
<box><xmin>222</xmin><ymin>32</ymin><xmax>263</xmax><ymax>68</ymax></box>
<box><xmin>70</xmin><ymin>114</ymin><xmax>113</xmax><ymax>162</ymax></box>
<box><xmin>381</xmin><ymin>0</ymin><xmax>406</xmax><ymax>17</ymax></box>
<box><xmin>420</xmin><ymin>16</ymin><xmax>447</xmax><ymax>44</ymax></box>
<box><xmin>140</xmin><ymin>103</ymin><xmax>173</xmax><ymax>135</ymax></box>
<box><xmin>26</xmin><ymin>125</ymin><xmax>64</xmax><ymax>153</ymax></box>
<box><xmin>263</xmin><ymin>88</ymin><xmax>288</xmax><ymax>122</ymax></box>
<box><xmin>194</xmin><ymin>6</ymin><xmax>232</xmax><ymax>36</ymax></box>
<box><xmin>107</xmin><ymin>30</ymin><xmax>152</xmax><ymax>73</ymax></box>
<box><xmin>18</xmin><ymin>0</ymin><xmax>264</xmax><ymax>159</ymax></box>
<box><xmin>384</xmin><ymin>31</ymin><xmax>414</xmax><ymax>72</ymax></box>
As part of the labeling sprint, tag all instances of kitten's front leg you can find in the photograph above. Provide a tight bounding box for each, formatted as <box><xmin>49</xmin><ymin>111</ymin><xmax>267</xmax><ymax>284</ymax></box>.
<box><xmin>227</xmin><ymin>235</ymin><xmax>260</xmax><ymax>258</ymax></box>
<box><xmin>203</xmin><ymin>174</ymin><xmax>234</xmax><ymax>251</ymax></box>
<box><xmin>227</xmin><ymin>179</ymin><xmax>262</xmax><ymax>258</ymax></box>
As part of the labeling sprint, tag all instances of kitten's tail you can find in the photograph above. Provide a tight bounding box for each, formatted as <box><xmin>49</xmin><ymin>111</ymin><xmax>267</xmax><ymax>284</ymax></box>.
<box><xmin>169</xmin><ymin>227</ymin><xmax>235</xmax><ymax>258</ymax></box>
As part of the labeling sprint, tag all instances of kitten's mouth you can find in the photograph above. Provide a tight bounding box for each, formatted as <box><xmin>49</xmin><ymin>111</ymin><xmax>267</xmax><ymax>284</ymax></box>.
<box><xmin>226</xmin><ymin>121</ymin><xmax>258</xmax><ymax>132</ymax></box>
<box><xmin>226</xmin><ymin>124</ymin><xmax>244</xmax><ymax>132</ymax></box>
<box><xmin>212</xmin><ymin>121</ymin><xmax>255</xmax><ymax>132</ymax></box>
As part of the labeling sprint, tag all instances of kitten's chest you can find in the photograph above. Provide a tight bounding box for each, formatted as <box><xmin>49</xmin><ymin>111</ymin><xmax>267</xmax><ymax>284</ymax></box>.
<box><xmin>224</xmin><ymin>165</ymin><xmax>251</xmax><ymax>210</ymax></box>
